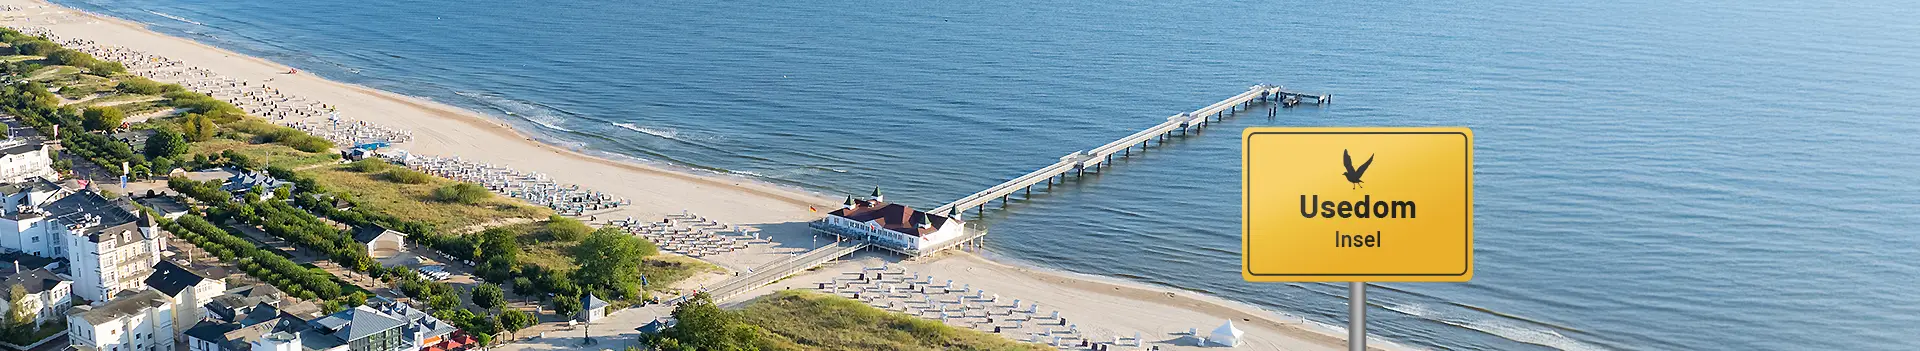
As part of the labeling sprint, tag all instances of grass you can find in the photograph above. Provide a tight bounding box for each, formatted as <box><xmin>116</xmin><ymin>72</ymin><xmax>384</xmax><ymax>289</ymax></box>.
<box><xmin>24</xmin><ymin>65</ymin><xmax>78</xmax><ymax>81</ymax></box>
<box><xmin>637</xmin><ymin>255</ymin><xmax>719</xmax><ymax>290</ymax></box>
<box><xmin>186</xmin><ymin>138</ymin><xmax>339</xmax><ymax>170</ymax></box>
<box><xmin>53</xmin><ymin>74</ymin><xmax>117</xmax><ymax>99</ymax></box>
<box><xmin>1</xmin><ymin>319</ymin><xmax>66</xmax><ymax>345</ymax></box>
<box><xmin>71</xmin><ymin>93</ymin><xmax>163</xmax><ymax>108</ymax></box>
<box><xmin>739</xmin><ymin>290</ymin><xmax>1050</xmax><ymax>351</ymax></box>
<box><xmin>117</xmin><ymin>101</ymin><xmax>175</xmax><ymax>116</ymax></box>
<box><xmin>498</xmin><ymin>221</ymin><xmax>718</xmax><ymax>291</ymax></box>
<box><xmin>0</xmin><ymin>54</ymin><xmax>41</xmax><ymax>63</ymax></box>
<box><xmin>307</xmin><ymin>163</ymin><xmax>549</xmax><ymax>229</ymax></box>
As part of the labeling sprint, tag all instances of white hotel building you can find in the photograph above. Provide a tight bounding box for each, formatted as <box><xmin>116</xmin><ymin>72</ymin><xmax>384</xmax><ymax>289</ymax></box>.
<box><xmin>0</xmin><ymin>123</ymin><xmax>57</xmax><ymax>184</ymax></box>
<box><xmin>0</xmin><ymin>187</ymin><xmax>164</xmax><ymax>303</ymax></box>
<box><xmin>68</xmin><ymin>289</ymin><xmax>177</xmax><ymax>351</ymax></box>
<box><xmin>811</xmin><ymin>188</ymin><xmax>977</xmax><ymax>256</ymax></box>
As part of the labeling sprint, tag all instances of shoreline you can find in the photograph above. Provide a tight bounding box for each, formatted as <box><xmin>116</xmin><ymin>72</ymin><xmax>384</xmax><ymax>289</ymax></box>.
<box><xmin>5</xmin><ymin>1</ymin><xmax>1394</xmax><ymax>349</ymax></box>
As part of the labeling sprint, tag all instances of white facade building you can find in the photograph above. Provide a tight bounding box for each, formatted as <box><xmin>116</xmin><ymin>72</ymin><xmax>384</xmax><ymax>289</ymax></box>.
<box><xmin>0</xmin><ymin>268</ymin><xmax>71</xmax><ymax>326</ymax></box>
<box><xmin>68</xmin><ymin>289</ymin><xmax>176</xmax><ymax>351</ymax></box>
<box><xmin>44</xmin><ymin>190</ymin><xmax>165</xmax><ymax>303</ymax></box>
<box><xmin>147</xmin><ymin>260</ymin><xmax>227</xmax><ymax>338</ymax></box>
<box><xmin>812</xmin><ymin>188</ymin><xmax>969</xmax><ymax>255</ymax></box>
<box><xmin>0</xmin><ymin>123</ymin><xmax>57</xmax><ymax>184</ymax></box>
<box><xmin>0</xmin><ymin>177</ymin><xmax>69</xmax><ymax>258</ymax></box>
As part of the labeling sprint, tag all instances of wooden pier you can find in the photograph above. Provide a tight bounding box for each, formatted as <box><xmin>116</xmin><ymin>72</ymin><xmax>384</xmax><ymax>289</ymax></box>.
<box><xmin>694</xmin><ymin>85</ymin><xmax>1324</xmax><ymax>303</ymax></box>
<box><xmin>930</xmin><ymin>84</ymin><xmax>1326</xmax><ymax>216</ymax></box>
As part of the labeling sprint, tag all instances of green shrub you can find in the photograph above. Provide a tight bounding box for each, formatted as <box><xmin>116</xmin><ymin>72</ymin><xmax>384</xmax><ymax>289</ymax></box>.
<box><xmin>81</xmin><ymin>106</ymin><xmax>124</xmax><ymax>131</ymax></box>
<box><xmin>116</xmin><ymin>77</ymin><xmax>168</xmax><ymax>95</ymax></box>
<box><xmin>381</xmin><ymin>168</ymin><xmax>432</xmax><ymax>184</ymax></box>
<box><xmin>431</xmin><ymin>183</ymin><xmax>490</xmax><ymax>204</ymax></box>
<box><xmin>541</xmin><ymin>215</ymin><xmax>591</xmax><ymax>241</ymax></box>
<box><xmin>283</xmin><ymin>135</ymin><xmax>333</xmax><ymax>152</ymax></box>
<box><xmin>346</xmin><ymin>159</ymin><xmax>392</xmax><ymax>173</ymax></box>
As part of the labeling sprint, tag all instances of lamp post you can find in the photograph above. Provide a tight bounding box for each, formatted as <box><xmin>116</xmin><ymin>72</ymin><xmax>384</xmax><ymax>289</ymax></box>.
<box><xmin>582</xmin><ymin>317</ymin><xmax>595</xmax><ymax>346</ymax></box>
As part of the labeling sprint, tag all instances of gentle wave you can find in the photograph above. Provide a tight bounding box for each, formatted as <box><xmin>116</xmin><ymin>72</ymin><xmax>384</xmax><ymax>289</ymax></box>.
<box><xmin>1377</xmin><ymin>300</ymin><xmax>1607</xmax><ymax>351</ymax></box>
<box><xmin>456</xmin><ymin>91</ymin><xmax>575</xmax><ymax>132</ymax></box>
<box><xmin>144</xmin><ymin>10</ymin><xmax>201</xmax><ymax>25</ymax></box>
<box><xmin>613</xmin><ymin>122</ymin><xmax>676</xmax><ymax>139</ymax></box>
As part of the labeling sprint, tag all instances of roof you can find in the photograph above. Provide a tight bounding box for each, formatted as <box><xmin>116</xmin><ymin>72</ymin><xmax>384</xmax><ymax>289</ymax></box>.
<box><xmin>42</xmin><ymin>190</ymin><xmax>149</xmax><ymax>243</ymax></box>
<box><xmin>145</xmin><ymin>260</ymin><xmax>214</xmax><ymax>296</ymax></box>
<box><xmin>72</xmin><ymin>289</ymin><xmax>170</xmax><ymax>325</ymax></box>
<box><xmin>222</xmin><ymin>171</ymin><xmax>288</xmax><ymax>192</ymax></box>
<box><xmin>0</xmin><ymin>176</ymin><xmax>62</xmax><ymax>195</ymax></box>
<box><xmin>182</xmin><ymin>168</ymin><xmax>238</xmax><ymax>183</ymax></box>
<box><xmin>0</xmin><ymin>268</ymin><xmax>66</xmax><ymax>295</ymax></box>
<box><xmin>184</xmin><ymin>315</ymin><xmax>335</xmax><ymax>351</ymax></box>
<box><xmin>134</xmin><ymin>196</ymin><xmax>189</xmax><ymax>215</ymax></box>
<box><xmin>385</xmin><ymin>303</ymin><xmax>457</xmax><ymax>340</ymax></box>
<box><xmin>584</xmin><ymin>292</ymin><xmax>609</xmax><ymax>310</ymax></box>
<box><xmin>0</xmin><ymin>133</ymin><xmax>45</xmax><ymax>157</ymax></box>
<box><xmin>182</xmin><ymin>320</ymin><xmax>243</xmax><ymax>346</ymax></box>
<box><xmin>0</xmin><ymin>252</ymin><xmax>64</xmax><ymax>273</ymax></box>
<box><xmin>312</xmin><ymin>305</ymin><xmax>405</xmax><ymax>342</ymax></box>
<box><xmin>352</xmin><ymin>225</ymin><xmax>403</xmax><ymax>244</ymax></box>
<box><xmin>111</xmin><ymin>129</ymin><xmax>155</xmax><ymax>148</ymax></box>
<box><xmin>826</xmin><ymin>199</ymin><xmax>956</xmax><ymax>236</ymax></box>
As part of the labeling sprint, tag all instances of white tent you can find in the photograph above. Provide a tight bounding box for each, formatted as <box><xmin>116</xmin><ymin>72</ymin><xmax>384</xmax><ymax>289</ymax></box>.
<box><xmin>1208</xmin><ymin>320</ymin><xmax>1245</xmax><ymax>347</ymax></box>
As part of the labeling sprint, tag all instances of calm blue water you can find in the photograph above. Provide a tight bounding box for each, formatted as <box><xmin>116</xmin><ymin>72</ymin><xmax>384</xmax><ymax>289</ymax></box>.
<box><xmin>52</xmin><ymin>0</ymin><xmax>1920</xmax><ymax>349</ymax></box>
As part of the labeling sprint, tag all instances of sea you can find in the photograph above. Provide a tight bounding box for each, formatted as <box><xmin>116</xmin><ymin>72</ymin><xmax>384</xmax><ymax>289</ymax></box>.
<box><xmin>44</xmin><ymin>0</ymin><xmax>1920</xmax><ymax>349</ymax></box>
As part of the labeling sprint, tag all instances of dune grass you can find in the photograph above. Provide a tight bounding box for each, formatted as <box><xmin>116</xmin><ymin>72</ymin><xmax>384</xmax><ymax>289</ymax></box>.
<box><xmin>499</xmin><ymin>221</ymin><xmax>717</xmax><ymax>290</ymax></box>
<box><xmin>24</xmin><ymin>65</ymin><xmax>78</xmax><ymax>81</ymax></box>
<box><xmin>0</xmin><ymin>54</ymin><xmax>42</xmax><ymax>63</ymax></box>
<box><xmin>739</xmin><ymin>290</ymin><xmax>1051</xmax><ymax>351</ymax></box>
<box><xmin>307</xmin><ymin>163</ymin><xmax>549</xmax><ymax>229</ymax></box>
<box><xmin>185</xmin><ymin>138</ymin><xmax>339</xmax><ymax>170</ymax></box>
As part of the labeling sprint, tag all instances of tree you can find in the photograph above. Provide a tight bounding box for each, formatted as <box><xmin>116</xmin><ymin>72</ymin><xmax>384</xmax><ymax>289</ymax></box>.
<box><xmin>472</xmin><ymin>283</ymin><xmax>505</xmax><ymax>311</ymax></box>
<box><xmin>6</xmin><ymin>285</ymin><xmax>36</xmax><ymax>332</ymax></box>
<box><xmin>552</xmin><ymin>294</ymin><xmax>581</xmax><ymax>317</ymax></box>
<box><xmin>648</xmin><ymin>293</ymin><xmax>760</xmax><ymax>351</ymax></box>
<box><xmin>322</xmin><ymin>300</ymin><xmax>347</xmax><ymax>314</ymax></box>
<box><xmin>181</xmin><ymin>113</ymin><xmax>216</xmax><ymax>142</ymax></box>
<box><xmin>150</xmin><ymin>156</ymin><xmax>175</xmax><ymax>176</ymax></box>
<box><xmin>225</xmin><ymin>151</ymin><xmax>259</xmax><ymax>170</ymax></box>
<box><xmin>498</xmin><ymin>309</ymin><xmax>535</xmax><ymax>339</ymax></box>
<box><xmin>573</xmin><ymin>228</ymin><xmax>653</xmax><ymax>297</ymax></box>
<box><xmin>144</xmin><ymin>129</ymin><xmax>188</xmax><ymax>159</ymax></box>
<box><xmin>81</xmin><ymin>106</ymin><xmax>125</xmax><ymax>131</ymax></box>
<box><xmin>429</xmin><ymin>292</ymin><xmax>460</xmax><ymax>312</ymax></box>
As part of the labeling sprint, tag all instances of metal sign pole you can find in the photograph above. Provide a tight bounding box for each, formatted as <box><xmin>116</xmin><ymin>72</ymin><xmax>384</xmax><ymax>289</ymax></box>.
<box><xmin>1350</xmin><ymin>282</ymin><xmax>1366</xmax><ymax>351</ymax></box>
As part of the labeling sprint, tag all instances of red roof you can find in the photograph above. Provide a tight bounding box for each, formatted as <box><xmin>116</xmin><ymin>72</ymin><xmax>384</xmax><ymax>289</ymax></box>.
<box><xmin>827</xmin><ymin>199</ymin><xmax>956</xmax><ymax>236</ymax></box>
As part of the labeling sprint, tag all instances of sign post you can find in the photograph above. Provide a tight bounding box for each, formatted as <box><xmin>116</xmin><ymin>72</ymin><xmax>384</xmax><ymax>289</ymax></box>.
<box><xmin>1350</xmin><ymin>282</ymin><xmax>1365</xmax><ymax>351</ymax></box>
<box><xmin>1242</xmin><ymin>127</ymin><xmax>1475</xmax><ymax>351</ymax></box>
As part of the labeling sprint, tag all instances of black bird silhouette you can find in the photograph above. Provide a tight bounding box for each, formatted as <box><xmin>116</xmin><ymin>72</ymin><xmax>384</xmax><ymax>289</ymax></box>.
<box><xmin>1343</xmin><ymin>149</ymin><xmax>1374</xmax><ymax>189</ymax></box>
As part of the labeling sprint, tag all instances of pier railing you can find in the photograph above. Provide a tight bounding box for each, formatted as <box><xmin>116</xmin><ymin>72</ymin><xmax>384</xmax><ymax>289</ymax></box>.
<box><xmin>704</xmin><ymin>239</ymin><xmax>869</xmax><ymax>302</ymax></box>
<box><xmin>932</xmin><ymin>84</ymin><xmax>1325</xmax><ymax>216</ymax></box>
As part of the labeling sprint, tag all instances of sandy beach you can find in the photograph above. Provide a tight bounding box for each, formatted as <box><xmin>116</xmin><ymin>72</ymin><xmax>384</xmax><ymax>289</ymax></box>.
<box><xmin>0</xmin><ymin>0</ymin><xmax>1395</xmax><ymax>349</ymax></box>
